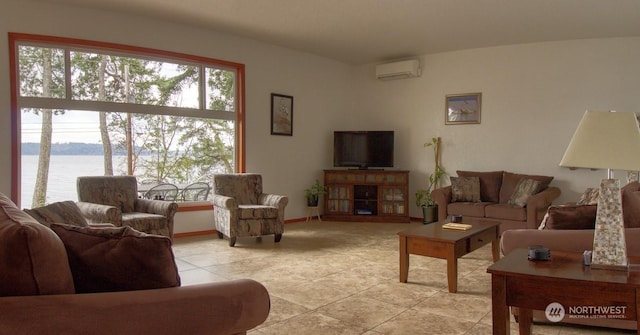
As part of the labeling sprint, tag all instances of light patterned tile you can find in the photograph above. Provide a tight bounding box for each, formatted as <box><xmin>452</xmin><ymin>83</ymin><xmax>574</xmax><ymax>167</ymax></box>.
<box><xmin>258</xmin><ymin>312</ymin><xmax>368</xmax><ymax>335</ymax></box>
<box><xmin>172</xmin><ymin>221</ymin><xmax>631</xmax><ymax>335</ymax></box>
<box><xmin>316</xmin><ymin>295</ymin><xmax>406</xmax><ymax>329</ymax></box>
<box><xmin>371</xmin><ymin>308</ymin><xmax>476</xmax><ymax>335</ymax></box>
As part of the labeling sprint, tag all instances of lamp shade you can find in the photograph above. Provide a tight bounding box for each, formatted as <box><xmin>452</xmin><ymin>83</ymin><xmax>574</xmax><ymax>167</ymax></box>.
<box><xmin>559</xmin><ymin>111</ymin><xmax>640</xmax><ymax>171</ymax></box>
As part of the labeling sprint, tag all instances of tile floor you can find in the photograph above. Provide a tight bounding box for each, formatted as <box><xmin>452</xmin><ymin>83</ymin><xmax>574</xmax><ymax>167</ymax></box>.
<box><xmin>172</xmin><ymin>220</ymin><xmax>634</xmax><ymax>335</ymax></box>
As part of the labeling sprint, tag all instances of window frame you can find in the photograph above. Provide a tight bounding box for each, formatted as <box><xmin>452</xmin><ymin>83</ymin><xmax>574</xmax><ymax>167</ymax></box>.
<box><xmin>8</xmin><ymin>32</ymin><xmax>246</xmax><ymax>206</ymax></box>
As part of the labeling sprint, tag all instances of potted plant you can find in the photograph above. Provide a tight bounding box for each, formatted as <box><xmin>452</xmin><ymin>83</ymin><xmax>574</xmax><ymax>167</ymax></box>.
<box><xmin>305</xmin><ymin>179</ymin><xmax>326</xmax><ymax>207</ymax></box>
<box><xmin>415</xmin><ymin>137</ymin><xmax>446</xmax><ymax>224</ymax></box>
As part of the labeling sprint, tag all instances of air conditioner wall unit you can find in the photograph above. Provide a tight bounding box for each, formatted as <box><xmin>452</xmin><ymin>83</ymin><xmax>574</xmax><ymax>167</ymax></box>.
<box><xmin>375</xmin><ymin>59</ymin><xmax>421</xmax><ymax>80</ymax></box>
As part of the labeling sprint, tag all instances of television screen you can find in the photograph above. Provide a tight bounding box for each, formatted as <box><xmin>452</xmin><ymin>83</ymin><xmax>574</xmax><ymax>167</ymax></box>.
<box><xmin>333</xmin><ymin>131</ymin><xmax>394</xmax><ymax>169</ymax></box>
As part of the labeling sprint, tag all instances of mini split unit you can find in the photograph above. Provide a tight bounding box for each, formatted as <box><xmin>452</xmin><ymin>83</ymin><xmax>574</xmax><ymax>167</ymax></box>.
<box><xmin>375</xmin><ymin>59</ymin><xmax>421</xmax><ymax>81</ymax></box>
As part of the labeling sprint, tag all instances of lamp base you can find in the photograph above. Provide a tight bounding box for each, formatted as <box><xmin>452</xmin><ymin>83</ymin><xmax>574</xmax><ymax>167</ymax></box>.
<box><xmin>591</xmin><ymin>178</ymin><xmax>628</xmax><ymax>267</ymax></box>
<box><xmin>590</xmin><ymin>260</ymin><xmax>629</xmax><ymax>272</ymax></box>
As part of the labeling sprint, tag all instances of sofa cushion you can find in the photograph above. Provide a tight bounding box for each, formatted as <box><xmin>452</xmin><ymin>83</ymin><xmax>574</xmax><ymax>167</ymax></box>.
<box><xmin>456</xmin><ymin>170</ymin><xmax>503</xmax><ymax>202</ymax></box>
<box><xmin>499</xmin><ymin>172</ymin><xmax>553</xmax><ymax>204</ymax></box>
<box><xmin>538</xmin><ymin>204</ymin><xmax>597</xmax><ymax>230</ymax></box>
<box><xmin>238</xmin><ymin>205</ymin><xmax>279</xmax><ymax>219</ymax></box>
<box><xmin>447</xmin><ymin>202</ymin><xmax>491</xmax><ymax>218</ymax></box>
<box><xmin>0</xmin><ymin>193</ymin><xmax>75</xmax><ymax>296</ymax></box>
<box><xmin>485</xmin><ymin>203</ymin><xmax>527</xmax><ymax>221</ymax></box>
<box><xmin>50</xmin><ymin>224</ymin><xmax>180</xmax><ymax>293</ymax></box>
<box><xmin>507</xmin><ymin>178</ymin><xmax>541</xmax><ymax>207</ymax></box>
<box><xmin>24</xmin><ymin>201</ymin><xmax>89</xmax><ymax>228</ymax></box>
<box><xmin>450</xmin><ymin>176</ymin><xmax>481</xmax><ymax>202</ymax></box>
<box><xmin>576</xmin><ymin>188</ymin><xmax>599</xmax><ymax>206</ymax></box>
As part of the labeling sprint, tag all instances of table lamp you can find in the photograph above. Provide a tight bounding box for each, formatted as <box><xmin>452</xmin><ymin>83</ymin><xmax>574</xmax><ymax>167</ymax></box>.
<box><xmin>559</xmin><ymin>110</ymin><xmax>640</xmax><ymax>270</ymax></box>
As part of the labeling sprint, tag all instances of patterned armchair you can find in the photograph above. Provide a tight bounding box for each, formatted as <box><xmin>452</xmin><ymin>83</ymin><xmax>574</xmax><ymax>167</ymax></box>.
<box><xmin>76</xmin><ymin>176</ymin><xmax>178</xmax><ymax>240</ymax></box>
<box><xmin>212</xmin><ymin>173</ymin><xmax>288</xmax><ymax>247</ymax></box>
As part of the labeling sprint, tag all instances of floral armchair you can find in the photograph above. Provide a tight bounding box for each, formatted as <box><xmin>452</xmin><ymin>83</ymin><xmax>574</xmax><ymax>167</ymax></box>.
<box><xmin>211</xmin><ymin>173</ymin><xmax>288</xmax><ymax>247</ymax></box>
<box><xmin>76</xmin><ymin>176</ymin><xmax>178</xmax><ymax>239</ymax></box>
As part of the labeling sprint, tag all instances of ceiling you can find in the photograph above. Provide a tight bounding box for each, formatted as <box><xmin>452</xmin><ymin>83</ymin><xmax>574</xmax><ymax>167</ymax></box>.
<box><xmin>33</xmin><ymin>0</ymin><xmax>640</xmax><ymax>65</ymax></box>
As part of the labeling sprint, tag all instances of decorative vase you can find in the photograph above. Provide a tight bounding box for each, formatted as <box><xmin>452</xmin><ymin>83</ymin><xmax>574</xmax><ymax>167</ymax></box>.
<box><xmin>422</xmin><ymin>205</ymin><xmax>437</xmax><ymax>224</ymax></box>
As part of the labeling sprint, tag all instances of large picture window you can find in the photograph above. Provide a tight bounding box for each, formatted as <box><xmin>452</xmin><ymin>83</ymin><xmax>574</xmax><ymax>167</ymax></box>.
<box><xmin>10</xmin><ymin>33</ymin><xmax>245</xmax><ymax>207</ymax></box>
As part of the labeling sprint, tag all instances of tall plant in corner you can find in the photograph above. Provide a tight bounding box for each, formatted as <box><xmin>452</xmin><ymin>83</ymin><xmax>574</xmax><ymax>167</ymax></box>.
<box><xmin>415</xmin><ymin>137</ymin><xmax>446</xmax><ymax>223</ymax></box>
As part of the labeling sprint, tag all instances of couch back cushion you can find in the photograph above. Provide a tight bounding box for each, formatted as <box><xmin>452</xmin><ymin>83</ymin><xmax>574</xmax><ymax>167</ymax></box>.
<box><xmin>50</xmin><ymin>224</ymin><xmax>180</xmax><ymax>293</ymax></box>
<box><xmin>456</xmin><ymin>170</ymin><xmax>503</xmax><ymax>203</ymax></box>
<box><xmin>77</xmin><ymin>176</ymin><xmax>137</xmax><ymax>213</ymax></box>
<box><xmin>499</xmin><ymin>172</ymin><xmax>554</xmax><ymax>204</ymax></box>
<box><xmin>0</xmin><ymin>193</ymin><xmax>75</xmax><ymax>296</ymax></box>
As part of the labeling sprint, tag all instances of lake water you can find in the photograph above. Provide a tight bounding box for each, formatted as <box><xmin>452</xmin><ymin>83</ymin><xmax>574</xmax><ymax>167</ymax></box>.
<box><xmin>21</xmin><ymin>155</ymin><xmax>132</xmax><ymax>207</ymax></box>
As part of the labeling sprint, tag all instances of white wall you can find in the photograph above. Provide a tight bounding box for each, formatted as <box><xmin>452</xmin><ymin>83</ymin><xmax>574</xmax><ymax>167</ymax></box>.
<box><xmin>0</xmin><ymin>0</ymin><xmax>353</xmax><ymax>219</ymax></box>
<box><xmin>353</xmin><ymin>38</ymin><xmax>640</xmax><ymax>218</ymax></box>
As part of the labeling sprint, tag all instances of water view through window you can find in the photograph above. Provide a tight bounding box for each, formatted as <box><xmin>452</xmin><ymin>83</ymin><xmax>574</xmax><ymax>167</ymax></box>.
<box><xmin>21</xmin><ymin>110</ymin><xmax>234</xmax><ymax>206</ymax></box>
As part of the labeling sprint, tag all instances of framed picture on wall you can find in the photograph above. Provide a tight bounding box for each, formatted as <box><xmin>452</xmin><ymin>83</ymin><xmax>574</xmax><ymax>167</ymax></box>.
<box><xmin>445</xmin><ymin>92</ymin><xmax>481</xmax><ymax>125</ymax></box>
<box><xmin>271</xmin><ymin>93</ymin><xmax>293</xmax><ymax>136</ymax></box>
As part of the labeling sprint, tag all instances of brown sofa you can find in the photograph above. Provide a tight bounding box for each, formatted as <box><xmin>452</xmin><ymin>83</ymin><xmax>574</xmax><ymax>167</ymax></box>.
<box><xmin>431</xmin><ymin>171</ymin><xmax>561</xmax><ymax>233</ymax></box>
<box><xmin>0</xmin><ymin>192</ymin><xmax>270</xmax><ymax>335</ymax></box>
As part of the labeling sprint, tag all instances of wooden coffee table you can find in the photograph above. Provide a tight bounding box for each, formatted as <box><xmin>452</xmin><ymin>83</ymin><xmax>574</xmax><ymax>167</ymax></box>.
<box><xmin>488</xmin><ymin>249</ymin><xmax>640</xmax><ymax>335</ymax></box>
<box><xmin>398</xmin><ymin>219</ymin><xmax>500</xmax><ymax>293</ymax></box>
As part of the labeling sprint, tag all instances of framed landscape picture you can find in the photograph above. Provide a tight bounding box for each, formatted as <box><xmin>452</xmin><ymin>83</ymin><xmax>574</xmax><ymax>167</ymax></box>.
<box><xmin>271</xmin><ymin>93</ymin><xmax>293</xmax><ymax>136</ymax></box>
<box><xmin>445</xmin><ymin>93</ymin><xmax>481</xmax><ymax>125</ymax></box>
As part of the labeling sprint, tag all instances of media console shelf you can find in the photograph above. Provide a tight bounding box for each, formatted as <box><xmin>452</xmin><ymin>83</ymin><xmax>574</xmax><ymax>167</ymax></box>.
<box><xmin>323</xmin><ymin>169</ymin><xmax>409</xmax><ymax>223</ymax></box>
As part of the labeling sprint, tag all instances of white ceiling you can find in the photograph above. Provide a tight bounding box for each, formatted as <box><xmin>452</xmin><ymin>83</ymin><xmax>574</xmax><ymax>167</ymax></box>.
<box><xmin>33</xmin><ymin>0</ymin><xmax>640</xmax><ymax>65</ymax></box>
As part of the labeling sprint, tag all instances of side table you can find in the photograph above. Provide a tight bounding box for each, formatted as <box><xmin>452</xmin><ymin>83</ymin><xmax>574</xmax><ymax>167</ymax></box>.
<box><xmin>488</xmin><ymin>249</ymin><xmax>640</xmax><ymax>335</ymax></box>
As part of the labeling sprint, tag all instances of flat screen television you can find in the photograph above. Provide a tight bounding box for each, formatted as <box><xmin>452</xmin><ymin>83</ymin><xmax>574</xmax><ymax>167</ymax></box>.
<box><xmin>333</xmin><ymin>131</ymin><xmax>394</xmax><ymax>169</ymax></box>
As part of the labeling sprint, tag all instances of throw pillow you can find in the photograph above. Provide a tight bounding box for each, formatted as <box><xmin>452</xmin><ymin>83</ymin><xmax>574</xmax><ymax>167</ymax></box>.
<box><xmin>499</xmin><ymin>172</ymin><xmax>553</xmax><ymax>204</ymax></box>
<box><xmin>507</xmin><ymin>178</ymin><xmax>541</xmax><ymax>207</ymax></box>
<box><xmin>537</xmin><ymin>211</ymin><xmax>550</xmax><ymax>230</ymax></box>
<box><xmin>540</xmin><ymin>204</ymin><xmax>597</xmax><ymax>230</ymax></box>
<box><xmin>0</xmin><ymin>193</ymin><xmax>75</xmax><ymax>296</ymax></box>
<box><xmin>50</xmin><ymin>224</ymin><xmax>180</xmax><ymax>293</ymax></box>
<box><xmin>576</xmin><ymin>188</ymin><xmax>599</xmax><ymax>205</ymax></box>
<box><xmin>24</xmin><ymin>201</ymin><xmax>89</xmax><ymax>228</ymax></box>
<box><xmin>450</xmin><ymin>176</ymin><xmax>481</xmax><ymax>202</ymax></box>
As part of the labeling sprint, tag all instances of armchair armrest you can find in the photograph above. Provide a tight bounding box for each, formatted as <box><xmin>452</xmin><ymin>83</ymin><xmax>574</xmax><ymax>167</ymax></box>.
<box><xmin>430</xmin><ymin>186</ymin><xmax>452</xmax><ymax>222</ymax></box>
<box><xmin>0</xmin><ymin>279</ymin><xmax>270</xmax><ymax>335</ymax></box>
<box><xmin>258</xmin><ymin>193</ymin><xmax>288</xmax><ymax>209</ymax></box>
<box><xmin>211</xmin><ymin>194</ymin><xmax>237</xmax><ymax>209</ymax></box>
<box><xmin>134</xmin><ymin>198</ymin><xmax>178</xmax><ymax>216</ymax></box>
<box><xmin>525</xmin><ymin>186</ymin><xmax>561</xmax><ymax>229</ymax></box>
<box><xmin>76</xmin><ymin>201</ymin><xmax>121</xmax><ymax>226</ymax></box>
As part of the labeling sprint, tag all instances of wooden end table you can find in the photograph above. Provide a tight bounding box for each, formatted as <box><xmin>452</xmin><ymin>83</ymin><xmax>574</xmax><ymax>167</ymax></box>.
<box><xmin>398</xmin><ymin>220</ymin><xmax>500</xmax><ymax>293</ymax></box>
<box><xmin>487</xmin><ymin>249</ymin><xmax>640</xmax><ymax>335</ymax></box>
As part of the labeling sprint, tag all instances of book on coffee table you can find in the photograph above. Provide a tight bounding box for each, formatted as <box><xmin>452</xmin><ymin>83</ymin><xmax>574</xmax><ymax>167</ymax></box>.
<box><xmin>442</xmin><ymin>222</ymin><xmax>473</xmax><ymax>230</ymax></box>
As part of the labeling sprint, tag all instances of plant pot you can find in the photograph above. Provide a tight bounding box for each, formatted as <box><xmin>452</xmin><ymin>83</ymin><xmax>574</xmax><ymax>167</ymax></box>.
<box><xmin>422</xmin><ymin>205</ymin><xmax>437</xmax><ymax>224</ymax></box>
<box><xmin>307</xmin><ymin>195</ymin><xmax>319</xmax><ymax>207</ymax></box>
